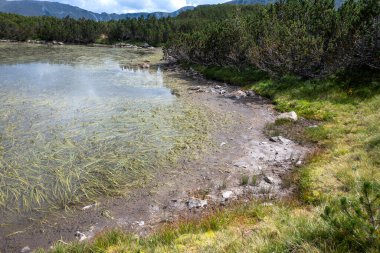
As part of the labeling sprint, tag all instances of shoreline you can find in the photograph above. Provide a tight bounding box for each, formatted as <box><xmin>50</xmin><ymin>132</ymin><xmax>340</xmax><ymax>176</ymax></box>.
<box><xmin>0</xmin><ymin>51</ymin><xmax>312</xmax><ymax>252</ymax></box>
<box><xmin>0</xmin><ymin>39</ymin><xmax>155</xmax><ymax>49</ymax></box>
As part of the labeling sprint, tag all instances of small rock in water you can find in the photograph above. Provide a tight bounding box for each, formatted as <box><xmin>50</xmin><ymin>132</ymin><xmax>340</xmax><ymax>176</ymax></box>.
<box><xmin>75</xmin><ymin>231</ymin><xmax>87</xmax><ymax>242</ymax></box>
<box><xmin>276</xmin><ymin>111</ymin><xmax>298</xmax><ymax>121</ymax></box>
<box><xmin>222</xmin><ymin>191</ymin><xmax>233</xmax><ymax>200</ymax></box>
<box><xmin>215</xmin><ymin>85</ymin><xmax>222</xmax><ymax>89</ymax></box>
<box><xmin>21</xmin><ymin>246</ymin><xmax>31</xmax><ymax>253</ymax></box>
<box><xmin>187</xmin><ymin>198</ymin><xmax>207</xmax><ymax>209</ymax></box>
<box><xmin>264</xmin><ymin>176</ymin><xmax>274</xmax><ymax>184</ymax></box>
<box><xmin>220</xmin><ymin>142</ymin><xmax>227</xmax><ymax>147</ymax></box>
<box><xmin>296</xmin><ymin>160</ymin><xmax>303</xmax><ymax>167</ymax></box>
<box><xmin>220</xmin><ymin>89</ymin><xmax>227</xmax><ymax>95</ymax></box>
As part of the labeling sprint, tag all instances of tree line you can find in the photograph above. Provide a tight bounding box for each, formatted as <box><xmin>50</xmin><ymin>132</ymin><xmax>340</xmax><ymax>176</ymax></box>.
<box><xmin>166</xmin><ymin>0</ymin><xmax>380</xmax><ymax>78</ymax></box>
<box><xmin>0</xmin><ymin>0</ymin><xmax>379</xmax><ymax>78</ymax></box>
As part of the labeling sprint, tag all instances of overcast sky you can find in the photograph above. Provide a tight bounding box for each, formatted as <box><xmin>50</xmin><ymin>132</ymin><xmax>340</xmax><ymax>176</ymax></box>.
<box><xmin>31</xmin><ymin>0</ymin><xmax>229</xmax><ymax>13</ymax></box>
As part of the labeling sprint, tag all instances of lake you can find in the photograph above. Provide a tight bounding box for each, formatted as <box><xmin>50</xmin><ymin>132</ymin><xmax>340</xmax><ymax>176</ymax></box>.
<box><xmin>0</xmin><ymin>43</ymin><xmax>214</xmax><ymax>218</ymax></box>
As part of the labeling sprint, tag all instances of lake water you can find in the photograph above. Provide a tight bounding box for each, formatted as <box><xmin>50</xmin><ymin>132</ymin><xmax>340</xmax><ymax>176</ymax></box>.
<box><xmin>0</xmin><ymin>44</ymin><xmax>212</xmax><ymax>216</ymax></box>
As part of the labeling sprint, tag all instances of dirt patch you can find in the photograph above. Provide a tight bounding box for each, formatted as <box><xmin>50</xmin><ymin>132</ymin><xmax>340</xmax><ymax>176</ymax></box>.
<box><xmin>0</xmin><ymin>64</ymin><xmax>311</xmax><ymax>253</ymax></box>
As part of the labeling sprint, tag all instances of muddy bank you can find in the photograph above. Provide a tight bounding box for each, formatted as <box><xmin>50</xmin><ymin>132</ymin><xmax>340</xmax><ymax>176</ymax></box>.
<box><xmin>1</xmin><ymin>63</ymin><xmax>310</xmax><ymax>253</ymax></box>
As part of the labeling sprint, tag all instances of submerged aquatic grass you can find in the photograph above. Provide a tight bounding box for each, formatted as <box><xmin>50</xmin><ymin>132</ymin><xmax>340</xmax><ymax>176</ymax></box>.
<box><xmin>0</xmin><ymin>44</ymin><xmax>225</xmax><ymax>217</ymax></box>
<box><xmin>0</xmin><ymin>89</ymin><xmax>218</xmax><ymax>214</ymax></box>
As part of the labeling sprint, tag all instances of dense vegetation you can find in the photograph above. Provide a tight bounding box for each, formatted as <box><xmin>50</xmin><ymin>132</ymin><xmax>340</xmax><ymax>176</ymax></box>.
<box><xmin>167</xmin><ymin>0</ymin><xmax>380</xmax><ymax>78</ymax></box>
<box><xmin>1</xmin><ymin>0</ymin><xmax>380</xmax><ymax>252</ymax></box>
<box><xmin>0</xmin><ymin>0</ymin><xmax>378</xmax><ymax>78</ymax></box>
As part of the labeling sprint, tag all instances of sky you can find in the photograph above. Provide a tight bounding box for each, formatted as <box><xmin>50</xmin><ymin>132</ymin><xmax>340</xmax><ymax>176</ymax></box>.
<box><xmin>30</xmin><ymin>0</ymin><xmax>229</xmax><ymax>13</ymax></box>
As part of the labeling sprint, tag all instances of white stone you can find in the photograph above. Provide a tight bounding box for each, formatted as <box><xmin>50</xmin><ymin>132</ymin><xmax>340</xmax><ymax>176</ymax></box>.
<box><xmin>21</xmin><ymin>246</ymin><xmax>31</xmax><ymax>253</ymax></box>
<box><xmin>276</xmin><ymin>111</ymin><xmax>298</xmax><ymax>121</ymax></box>
<box><xmin>75</xmin><ymin>231</ymin><xmax>87</xmax><ymax>242</ymax></box>
<box><xmin>222</xmin><ymin>191</ymin><xmax>233</xmax><ymax>200</ymax></box>
<box><xmin>187</xmin><ymin>198</ymin><xmax>207</xmax><ymax>209</ymax></box>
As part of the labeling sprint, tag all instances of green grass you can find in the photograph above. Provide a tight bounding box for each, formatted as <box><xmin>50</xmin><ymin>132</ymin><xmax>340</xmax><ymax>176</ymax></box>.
<box><xmin>240</xmin><ymin>175</ymin><xmax>249</xmax><ymax>186</ymax></box>
<box><xmin>42</xmin><ymin>65</ymin><xmax>380</xmax><ymax>252</ymax></box>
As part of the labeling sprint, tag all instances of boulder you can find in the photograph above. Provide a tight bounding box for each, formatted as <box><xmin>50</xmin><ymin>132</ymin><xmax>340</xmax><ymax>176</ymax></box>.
<box><xmin>276</xmin><ymin>111</ymin><xmax>298</xmax><ymax>121</ymax></box>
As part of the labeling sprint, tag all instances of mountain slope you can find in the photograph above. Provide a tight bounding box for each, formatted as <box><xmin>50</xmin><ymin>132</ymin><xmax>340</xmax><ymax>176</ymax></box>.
<box><xmin>0</xmin><ymin>0</ymin><xmax>346</xmax><ymax>21</ymax></box>
<box><xmin>0</xmin><ymin>0</ymin><xmax>194</xmax><ymax>20</ymax></box>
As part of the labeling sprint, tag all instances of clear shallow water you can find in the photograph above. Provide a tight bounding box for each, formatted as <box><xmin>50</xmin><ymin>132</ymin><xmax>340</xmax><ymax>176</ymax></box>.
<box><xmin>0</xmin><ymin>44</ymin><xmax>211</xmax><ymax>215</ymax></box>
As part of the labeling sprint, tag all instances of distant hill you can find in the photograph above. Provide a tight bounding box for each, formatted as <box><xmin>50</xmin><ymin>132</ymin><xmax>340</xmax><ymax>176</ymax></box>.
<box><xmin>0</xmin><ymin>0</ymin><xmax>195</xmax><ymax>21</ymax></box>
<box><xmin>0</xmin><ymin>0</ymin><xmax>346</xmax><ymax>21</ymax></box>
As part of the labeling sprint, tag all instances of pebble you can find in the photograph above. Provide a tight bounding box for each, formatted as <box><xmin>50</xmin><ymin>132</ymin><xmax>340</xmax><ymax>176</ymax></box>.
<box><xmin>21</xmin><ymin>246</ymin><xmax>30</xmax><ymax>253</ymax></box>
<box><xmin>222</xmin><ymin>191</ymin><xmax>233</xmax><ymax>200</ymax></box>
<box><xmin>187</xmin><ymin>198</ymin><xmax>207</xmax><ymax>209</ymax></box>
<box><xmin>75</xmin><ymin>231</ymin><xmax>87</xmax><ymax>241</ymax></box>
<box><xmin>264</xmin><ymin>176</ymin><xmax>274</xmax><ymax>184</ymax></box>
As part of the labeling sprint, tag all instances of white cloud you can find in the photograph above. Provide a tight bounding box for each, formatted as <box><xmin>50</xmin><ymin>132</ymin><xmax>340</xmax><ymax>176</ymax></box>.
<box><xmin>30</xmin><ymin>0</ymin><xmax>229</xmax><ymax>13</ymax></box>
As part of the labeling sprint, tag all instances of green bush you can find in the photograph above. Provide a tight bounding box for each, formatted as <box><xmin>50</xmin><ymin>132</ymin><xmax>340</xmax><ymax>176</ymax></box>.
<box><xmin>322</xmin><ymin>182</ymin><xmax>380</xmax><ymax>251</ymax></box>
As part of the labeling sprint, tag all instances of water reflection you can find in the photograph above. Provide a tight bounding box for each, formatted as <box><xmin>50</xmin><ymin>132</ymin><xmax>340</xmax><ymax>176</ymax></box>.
<box><xmin>0</xmin><ymin>62</ymin><xmax>171</xmax><ymax>99</ymax></box>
